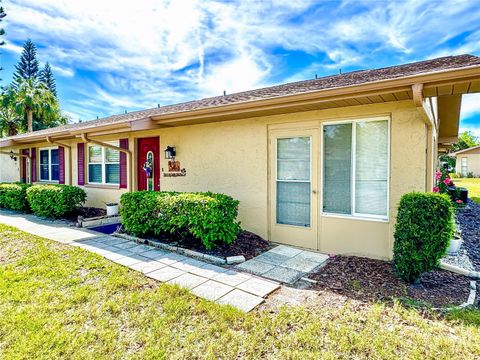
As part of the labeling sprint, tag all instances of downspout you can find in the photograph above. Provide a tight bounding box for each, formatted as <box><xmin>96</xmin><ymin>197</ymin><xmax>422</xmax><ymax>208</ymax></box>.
<box><xmin>46</xmin><ymin>136</ymin><xmax>72</xmax><ymax>185</ymax></box>
<box><xmin>81</xmin><ymin>134</ymin><xmax>133</xmax><ymax>192</ymax></box>
<box><xmin>412</xmin><ymin>84</ymin><xmax>434</xmax><ymax>192</ymax></box>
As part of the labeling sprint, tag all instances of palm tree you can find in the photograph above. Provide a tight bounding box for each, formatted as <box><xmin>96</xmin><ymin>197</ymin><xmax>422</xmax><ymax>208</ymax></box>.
<box><xmin>0</xmin><ymin>91</ymin><xmax>21</xmax><ymax>136</ymax></box>
<box><xmin>13</xmin><ymin>78</ymin><xmax>57</xmax><ymax>132</ymax></box>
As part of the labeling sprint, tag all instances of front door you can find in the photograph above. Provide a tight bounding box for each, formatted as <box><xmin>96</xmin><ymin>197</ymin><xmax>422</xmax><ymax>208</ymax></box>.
<box><xmin>269</xmin><ymin>129</ymin><xmax>318</xmax><ymax>249</ymax></box>
<box><xmin>137</xmin><ymin>137</ymin><xmax>160</xmax><ymax>191</ymax></box>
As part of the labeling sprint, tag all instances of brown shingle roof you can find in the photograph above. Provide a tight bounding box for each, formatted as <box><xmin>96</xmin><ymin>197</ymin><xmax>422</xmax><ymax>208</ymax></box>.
<box><xmin>3</xmin><ymin>54</ymin><xmax>480</xmax><ymax>141</ymax></box>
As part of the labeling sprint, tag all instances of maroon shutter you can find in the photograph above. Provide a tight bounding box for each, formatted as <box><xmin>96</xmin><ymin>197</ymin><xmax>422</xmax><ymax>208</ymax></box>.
<box><xmin>31</xmin><ymin>147</ymin><xmax>37</xmax><ymax>182</ymax></box>
<box><xmin>59</xmin><ymin>146</ymin><xmax>65</xmax><ymax>184</ymax></box>
<box><xmin>77</xmin><ymin>143</ymin><xmax>85</xmax><ymax>186</ymax></box>
<box><xmin>119</xmin><ymin>138</ymin><xmax>128</xmax><ymax>189</ymax></box>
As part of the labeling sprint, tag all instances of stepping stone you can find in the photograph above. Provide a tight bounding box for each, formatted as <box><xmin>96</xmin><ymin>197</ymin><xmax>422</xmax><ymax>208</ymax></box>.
<box><xmin>268</xmin><ymin>245</ymin><xmax>303</xmax><ymax>258</ymax></box>
<box><xmin>262</xmin><ymin>266</ymin><xmax>303</xmax><ymax>284</ymax></box>
<box><xmin>147</xmin><ymin>266</ymin><xmax>185</xmax><ymax>282</ymax></box>
<box><xmin>255</xmin><ymin>252</ymin><xmax>290</xmax><ymax>266</ymax></box>
<box><xmin>96</xmin><ymin>237</ymin><xmax>129</xmax><ymax>246</ymax></box>
<box><xmin>171</xmin><ymin>258</ymin><xmax>207</xmax><ymax>272</ymax></box>
<box><xmin>129</xmin><ymin>260</ymin><xmax>167</xmax><ymax>274</ymax></box>
<box><xmin>113</xmin><ymin>241</ymin><xmax>139</xmax><ymax>250</ymax></box>
<box><xmin>167</xmin><ymin>273</ymin><xmax>208</xmax><ymax>289</ymax></box>
<box><xmin>281</xmin><ymin>256</ymin><xmax>322</xmax><ymax>273</ymax></box>
<box><xmin>189</xmin><ymin>263</ymin><xmax>228</xmax><ymax>279</ymax></box>
<box><xmin>236</xmin><ymin>259</ymin><xmax>275</xmax><ymax>275</ymax></box>
<box><xmin>212</xmin><ymin>270</ymin><xmax>252</xmax><ymax>287</ymax></box>
<box><xmin>112</xmin><ymin>255</ymin><xmax>147</xmax><ymax>267</ymax></box>
<box><xmin>103</xmin><ymin>250</ymin><xmax>133</xmax><ymax>261</ymax></box>
<box><xmin>156</xmin><ymin>252</ymin><xmax>188</xmax><ymax>266</ymax></box>
<box><xmin>129</xmin><ymin>244</ymin><xmax>155</xmax><ymax>254</ymax></box>
<box><xmin>217</xmin><ymin>289</ymin><xmax>264</xmax><ymax>312</ymax></box>
<box><xmin>295</xmin><ymin>251</ymin><xmax>329</xmax><ymax>264</ymax></box>
<box><xmin>139</xmin><ymin>248</ymin><xmax>169</xmax><ymax>260</ymax></box>
<box><xmin>236</xmin><ymin>277</ymin><xmax>280</xmax><ymax>298</ymax></box>
<box><xmin>191</xmin><ymin>280</ymin><xmax>234</xmax><ymax>301</ymax></box>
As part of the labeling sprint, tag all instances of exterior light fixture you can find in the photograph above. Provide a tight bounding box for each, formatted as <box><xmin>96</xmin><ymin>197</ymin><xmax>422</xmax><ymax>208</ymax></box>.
<box><xmin>164</xmin><ymin>146</ymin><xmax>176</xmax><ymax>159</ymax></box>
<box><xmin>9</xmin><ymin>150</ymin><xmax>17</xmax><ymax>161</ymax></box>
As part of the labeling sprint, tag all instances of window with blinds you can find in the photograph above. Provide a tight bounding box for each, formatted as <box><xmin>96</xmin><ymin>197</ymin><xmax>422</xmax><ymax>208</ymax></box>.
<box><xmin>88</xmin><ymin>144</ymin><xmax>120</xmax><ymax>185</ymax></box>
<box><xmin>323</xmin><ymin>119</ymin><xmax>389</xmax><ymax>219</ymax></box>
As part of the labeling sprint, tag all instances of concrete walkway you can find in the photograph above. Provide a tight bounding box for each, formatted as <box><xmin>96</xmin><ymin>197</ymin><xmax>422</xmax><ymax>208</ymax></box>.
<box><xmin>0</xmin><ymin>210</ymin><xmax>279</xmax><ymax>312</ymax></box>
<box><xmin>236</xmin><ymin>245</ymin><xmax>329</xmax><ymax>284</ymax></box>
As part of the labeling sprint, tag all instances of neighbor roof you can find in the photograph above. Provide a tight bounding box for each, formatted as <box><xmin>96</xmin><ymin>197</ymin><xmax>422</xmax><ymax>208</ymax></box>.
<box><xmin>3</xmin><ymin>54</ymin><xmax>480</xmax><ymax>142</ymax></box>
<box><xmin>451</xmin><ymin>145</ymin><xmax>480</xmax><ymax>155</ymax></box>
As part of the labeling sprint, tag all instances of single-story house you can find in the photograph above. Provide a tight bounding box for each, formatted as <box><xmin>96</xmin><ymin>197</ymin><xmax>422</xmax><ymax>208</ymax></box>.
<box><xmin>452</xmin><ymin>145</ymin><xmax>480</xmax><ymax>177</ymax></box>
<box><xmin>1</xmin><ymin>54</ymin><xmax>480</xmax><ymax>259</ymax></box>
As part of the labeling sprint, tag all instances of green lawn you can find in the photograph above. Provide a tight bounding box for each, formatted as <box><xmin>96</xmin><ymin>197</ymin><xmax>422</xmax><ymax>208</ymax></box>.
<box><xmin>453</xmin><ymin>178</ymin><xmax>480</xmax><ymax>204</ymax></box>
<box><xmin>1</xmin><ymin>224</ymin><xmax>480</xmax><ymax>359</ymax></box>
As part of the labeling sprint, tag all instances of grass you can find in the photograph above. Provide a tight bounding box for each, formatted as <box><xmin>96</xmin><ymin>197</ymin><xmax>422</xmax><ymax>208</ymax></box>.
<box><xmin>453</xmin><ymin>178</ymin><xmax>480</xmax><ymax>204</ymax></box>
<box><xmin>1</xmin><ymin>224</ymin><xmax>480</xmax><ymax>359</ymax></box>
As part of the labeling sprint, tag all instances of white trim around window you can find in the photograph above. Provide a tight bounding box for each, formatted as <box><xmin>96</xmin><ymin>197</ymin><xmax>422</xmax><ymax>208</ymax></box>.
<box><xmin>39</xmin><ymin>146</ymin><xmax>59</xmax><ymax>182</ymax></box>
<box><xmin>87</xmin><ymin>142</ymin><xmax>120</xmax><ymax>185</ymax></box>
<box><xmin>321</xmin><ymin>116</ymin><xmax>390</xmax><ymax>221</ymax></box>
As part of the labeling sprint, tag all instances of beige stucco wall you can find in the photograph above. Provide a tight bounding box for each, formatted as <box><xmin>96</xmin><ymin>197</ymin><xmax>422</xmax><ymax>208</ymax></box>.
<box><xmin>456</xmin><ymin>152</ymin><xmax>480</xmax><ymax>176</ymax></box>
<box><xmin>0</xmin><ymin>100</ymin><xmax>429</xmax><ymax>259</ymax></box>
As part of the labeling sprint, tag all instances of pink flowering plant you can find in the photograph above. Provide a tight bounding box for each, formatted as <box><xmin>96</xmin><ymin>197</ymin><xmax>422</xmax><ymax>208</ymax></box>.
<box><xmin>433</xmin><ymin>169</ymin><xmax>454</xmax><ymax>194</ymax></box>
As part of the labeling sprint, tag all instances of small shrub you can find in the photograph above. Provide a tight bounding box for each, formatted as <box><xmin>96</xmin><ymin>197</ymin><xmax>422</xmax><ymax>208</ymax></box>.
<box><xmin>467</xmin><ymin>171</ymin><xmax>475</xmax><ymax>178</ymax></box>
<box><xmin>26</xmin><ymin>184</ymin><xmax>86</xmax><ymax>218</ymax></box>
<box><xmin>393</xmin><ymin>192</ymin><xmax>454</xmax><ymax>283</ymax></box>
<box><xmin>0</xmin><ymin>183</ymin><xmax>30</xmax><ymax>211</ymax></box>
<box><xmin>120</xmin><ymin>191</ymin><xmax>241</xmax><ymax>249</ymax></box>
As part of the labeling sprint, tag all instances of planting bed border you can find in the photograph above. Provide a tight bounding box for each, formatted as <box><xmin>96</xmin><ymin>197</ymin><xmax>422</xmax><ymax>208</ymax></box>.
<box><xmin>113</xmin><ymin>232</ymin><xmax>246</xmax><ymax>266</ymax></box>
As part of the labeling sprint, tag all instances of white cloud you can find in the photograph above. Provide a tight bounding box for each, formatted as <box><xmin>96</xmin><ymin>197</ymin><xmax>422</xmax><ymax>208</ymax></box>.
<box><xmin>460</xmin><ymin>94</ymin><xmax>480</xmax><ymax>119</ymax></box>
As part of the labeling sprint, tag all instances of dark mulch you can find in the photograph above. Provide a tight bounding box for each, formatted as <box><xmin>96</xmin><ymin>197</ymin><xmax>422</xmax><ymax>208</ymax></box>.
<box><xmin>309</xmin><ymin>256</ymin><xmax>471</xmax><ymax>308</ymax></box>
<box><xmin>64</xmin><ymin>207</ymin><xmax>106</xmax><ymax>223</ymax></box>
<box><xmin>456</xmin><ymin>200</ymin><xmax>480</xmax><ymax>270</ymax></box>
<box><xmin>143</xmin><ymin>230</ymin><xmax>272</xmax><ymax>260</ymax></box>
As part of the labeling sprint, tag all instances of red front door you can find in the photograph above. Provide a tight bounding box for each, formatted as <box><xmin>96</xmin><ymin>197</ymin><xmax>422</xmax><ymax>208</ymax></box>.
<box><xmin>137</xmin><ymin>137</ymin><xmax>160</xmax><ymax>191</ymax></box>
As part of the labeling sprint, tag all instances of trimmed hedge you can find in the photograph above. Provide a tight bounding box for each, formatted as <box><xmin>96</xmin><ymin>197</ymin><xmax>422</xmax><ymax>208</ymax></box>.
<box><xmin>26</xmin><ymin>184</ymin><xmax>87</xmax><ymax>218</ymax></box>
<box><xmin>0</xmin><ymin>183</ymin><xmax>31</xmax><ymax>211</ymax></box>
<box><xmin>120</xmin><ymin>191</ymin><xmax>241</xmax><ymax>249</ymax></box>
<box><xmin>393</xmin><ymin>192</ymin><xmax>454</xmax><ymax>283</ymax></box>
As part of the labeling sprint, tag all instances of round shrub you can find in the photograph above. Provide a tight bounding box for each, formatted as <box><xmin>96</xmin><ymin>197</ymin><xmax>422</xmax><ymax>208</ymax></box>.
<box><xmin>0</xmin><ymin>183</ymin><xmax>30</xmax><ymax>212</ymax></box>
<box><xmin>393</xmin><ymin>192</ymin><xmax>454</xmax><ymax>283</ymax></box>
<box><xmin>120</xmin><ymin>191</ymin><xmax>241</xmax><ymax>249</ymax></box>
<box><xmin>26</xmin><ymin>184</ymin><xmax>86</xmax><ymax>218</ymax></box>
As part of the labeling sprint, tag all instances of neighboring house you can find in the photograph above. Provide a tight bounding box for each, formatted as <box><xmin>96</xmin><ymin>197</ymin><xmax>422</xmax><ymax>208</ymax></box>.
<box><xmin>1</xmin><ymin>54</ymin><xmax>480</xmax><ymax>260</ymax></box>
<box><xmin>452</xmin><ymin>145</ymin><xmax>480</xmax><ymax>177</ymax></box>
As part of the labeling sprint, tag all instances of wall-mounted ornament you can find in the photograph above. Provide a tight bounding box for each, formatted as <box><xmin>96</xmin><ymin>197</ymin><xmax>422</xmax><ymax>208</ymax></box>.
<box><xmin>168</xmin><ymin>160</ymin><xmax>180</xmax><ymax>172</ymax></box>
<box><xmin>164</xmin><ymin>168</ymin><xmax>186</xmax><ymax>177</ymax></box>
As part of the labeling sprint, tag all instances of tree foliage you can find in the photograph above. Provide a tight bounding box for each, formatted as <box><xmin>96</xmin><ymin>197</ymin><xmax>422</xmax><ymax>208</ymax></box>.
<box><xmin>12</xmin><ymin>39</ymin><xmax>39</xmax><ymax>88</ymax></box>
<box><xmin>0</xmin><ymin>1</ymin><xmax>6</xmax><ymax>80</ymax></box>
<box><xmin>450</xmin><ymin>131</ymin><xmax>480</xmax><ymax>152</ymax></box>
<box><xmin>39</xmin><ymin>62</ymin><xmax>57</xmax><ymax>97</ymax></box>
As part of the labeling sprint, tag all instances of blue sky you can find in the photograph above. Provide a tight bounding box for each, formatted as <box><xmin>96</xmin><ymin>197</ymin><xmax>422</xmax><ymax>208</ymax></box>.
<box><xmin>1</xmin><ymin>0</ymin><xmax>480</xmax><ymax>135</ymax></box>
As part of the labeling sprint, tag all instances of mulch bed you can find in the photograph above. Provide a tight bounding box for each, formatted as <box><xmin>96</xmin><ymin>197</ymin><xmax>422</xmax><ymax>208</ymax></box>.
<box><xmin>456</xmin><ymin>200</ymin><xmax>480</xmax><ymax>270</ymax></box>
<box><xmin>308</xmin><ymin>256</ymin><xmax>471</xmax><ymax>308</ymax></box>
<box><xmin>143</xmin><ymin>230</ymin><xmax>272</xmax><ymax>260</ymax></box>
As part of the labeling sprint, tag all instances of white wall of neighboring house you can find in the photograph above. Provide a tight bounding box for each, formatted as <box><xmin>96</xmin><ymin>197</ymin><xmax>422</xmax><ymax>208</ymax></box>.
<box><xmin>0</xmin><ymin>153</ymin><xmax>20</xmax><ymax>183</ymax></box>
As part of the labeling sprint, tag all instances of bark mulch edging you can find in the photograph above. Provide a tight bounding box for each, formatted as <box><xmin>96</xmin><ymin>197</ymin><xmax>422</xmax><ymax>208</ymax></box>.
<box><xmin>116</xmin><ymin>230</ymin><xmax>272</xmax><ymax>263</ymax></box>
<box><xmin>308</xmin><ymin>255</ymin><xmax>471</xmax><ymax>308</ymax></box>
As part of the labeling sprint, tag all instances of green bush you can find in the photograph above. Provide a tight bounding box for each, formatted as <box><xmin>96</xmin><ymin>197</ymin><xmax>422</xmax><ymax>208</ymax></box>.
<box><xmin>393</xmin><ymin>192</ymin><xmax>454</xmax><ymax>283</ymax></box>
<box><xmin>120</xmin><ymin>191</ymin><xmax>241</xmax><ymax>249</ymax></box>
<box><xmin>0</xmin><ymin>183</ymin><xmax>30</xmax><ymax>211</ymax></box>
<box><xmin>26</xmin><ymin>184</ymin><xmax>86</xmax><ymax>218</ymax></box>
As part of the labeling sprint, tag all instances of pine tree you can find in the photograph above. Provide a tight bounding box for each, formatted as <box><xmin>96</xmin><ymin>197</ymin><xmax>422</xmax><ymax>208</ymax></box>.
<box><xmin>39</xmin><ymin>62</ymin><xmax>57</xmax><ymax>97</ymax></box>
<box><xmin>12</xmin><ymin>39</ymin><xmax>39</xmax><ymax>88</ymax></box>
<box><xmin>0</xmin><ymin>2</ymin><xmax>6</xmax><ymax>80</ymax></box>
